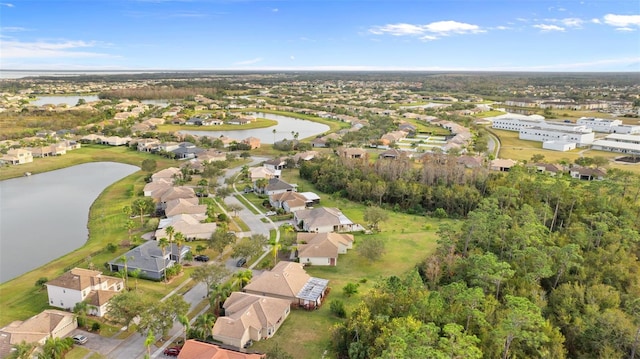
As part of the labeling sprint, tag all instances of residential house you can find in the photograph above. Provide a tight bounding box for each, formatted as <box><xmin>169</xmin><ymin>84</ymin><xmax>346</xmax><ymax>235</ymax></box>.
<box><xmin>243</xmin><ymin>261</ymin><xmax>329</xmax><ymax>309</ymax></box>
<box><xmin>527</xmin><ymin>163</ymin><xmax>565</xmax><ymax>176</ymax></box>
<box><xmin>299</xmin><ymin>192</ymin><xmax>321</xmax><ymax>206</ymax></box>
<box><xmin>151</xmin><ymin>167</ymin><xmax>180</xmax><ymax>183</ymax></box>
<box><xmin>172</xmin><ymin>142</ymin><xmax>204</xmax><ymax>159</ymax></box>
<box><xmin>261</xmin><ymin>178</ymin><xmax>296</xmax><ymax>196</ymax></box>
<box><xmin>456</xmin><ymin>155</ymin><xmax>484</xmax><ymax>168</ymax></box>
<box><xmin>243</xmin><ymin>137</ymin><xmax>261</xmax><ymax>149</ymax></box>
<box><xmin>45</xmin><ymin>268</ymin><xmax>124</xmax><ymax>316</ymax></box>
<box><xmin>158</xmin><ymin>186</ymin><xmax>196</xmax><ymax>206</ymax></box>
<box><xmin>570</xmin><ymin>166</ymin><xmax>607</xmax><ymax>181</ymax></box>
<box><xmin>269</xmin><ymin>191</ymin><xmax>308</xmax><ymax>213</ymax></box>
<box><xmin>292</xmin><ymin>151</ymin><xmax>318</xmax><ymax>164</ymax></box>
<box><xmin>177</xmin><ymin>340</ymin><xmax>265</xmax><ymax>359</ymax></box>
<box><xmin>1</xmin><ymin>148</ymin><xmax>33</xmax><ymax>165</ymax></box>
<box><xmin>338</xmin><ymin>147</ymin><xmax>367</xmax><ymax>159</ymax></box>
<box><xmin>163</xmin><ymin>197</ymin><xmax>207</xmax><ymax>218</ymax></box>
<box><xmin>198</xmin><ymin>150</ymin><xmax>228</xmax><ymax>163</ymax></box>
<box><xmin>293</xmin><ymin>207</ymin><xmax>358</xmax><ymax>233</ymax></box>
<box><xmin>212</xmin><ymin>292</ymin><xmax>291</xmax><ymax>349</ymax></box>
<box><xmin>490</xmin><ymin>159</ymin><xmax>517</xmax><ymax>172</ymax></box>
<box><xmin>379</xmin><ymin>148</ymin><xmax>410</xmax><ymax>160</ymax></box>
<box><xmin>105</xmin><ymin>136</ymin><xmax>131</xmax><ymax>146</ymax></box>
<box><xmin>155</xmin><ymin>215</ymin><xmax>216</xmax><ymax>241</ymax></box>
<box><xmin>296</xmin><ymin>232</ymin><xmax>354</xmax><ymax>266</ymax></box>
<box><xmin>108</xmin><ymin>240</ymin><xmax>190</xmax><ymax>281</ymax></box>
<box><xmin>143</xmin><ymin>179</ymin><xmax>173</xmax><ymax>198</ymax></box>
<box><xmin>249</xmin><ymin>167</ymin><xmax>279</xmax><ymax>182</ymax></box>
<box><xmin>0</xmin><ymin>310</ymin><xmax>77</xmax><ymax>358</ymax></box>
<box><xmin>311</xmin><ymin>137</ymin><xmax>328</xmax><ymax>148</ymax></box>
<box><xmin>263</xmin><ymin>158</ymin><xmax>287</xmax><ymax>171</ymax></box>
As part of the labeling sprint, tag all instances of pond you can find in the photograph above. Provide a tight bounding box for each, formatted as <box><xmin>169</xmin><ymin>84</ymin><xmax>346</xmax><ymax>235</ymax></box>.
<box><xmin>179</xmin><ymin>112</ymin><xmax>330</xmax><ymax>144</ymax></box>
<box><xmin>0</xmin><ymin>162</ymin><xmax>139</xmax><ymax>283</ymax></box>
<box><xmin>30</xmin><ymin>95</ymin><xmax>170</xmax><ymax>108</ymax></box>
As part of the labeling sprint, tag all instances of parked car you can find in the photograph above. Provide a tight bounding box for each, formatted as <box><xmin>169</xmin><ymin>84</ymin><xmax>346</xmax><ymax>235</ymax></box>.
<box><xmin>194</xmin><ymin>255</ymin><xmax>209</xmax><ymax>262</ymax></box>
<box><xmin>265</xmin><ymin>211</ymin><xmax>276</xmax><ymax>216</ymax></box>
<box><xmin>164</xmin><ymin>347</ymin><xmax>181</xmax><ymax>356</ymax></box>
<box><xmin>243</xmin><ymin>339</ymin><xmax>253</xmax><ymax>348</ymax></box>
<box><xmin>72</xmin><ymin>334</ymin><xmax>88</xmax><ymax>345</ymax></box>
<box><xmin>236</xmin><ymin>257</ymin><xmax>247</xmax><ymax>267</ymax></box>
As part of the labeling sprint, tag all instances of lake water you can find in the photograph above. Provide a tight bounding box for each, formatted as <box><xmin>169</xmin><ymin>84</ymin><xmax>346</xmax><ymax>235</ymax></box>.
<box><xmin>30</xmin><ymin>95</ymin><xmax>170</xmax><ymax>108</ymax></box>
<box><xmin>180</xmin><ymin>112</ymin><xmax>330</xmax><ymax>144</ymax></box>
<box><xmin>0</xmin><ymin>162</ymin><xmax>139</xmax><ymax>283</ymax></box>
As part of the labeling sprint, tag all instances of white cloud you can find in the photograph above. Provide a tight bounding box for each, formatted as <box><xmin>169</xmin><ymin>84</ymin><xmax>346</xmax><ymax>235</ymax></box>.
<box><xmin>369</xmin><ymin>20</ymin><xmax>483</xmax><ymax>40</ymax></box>
<box><xmin>533</xmin><ymin>24</ymin><xmax>565</xmax><ymax>32</ymax></box>
<box><xmin>591</xmin><ymin>18</ymin><xmax>601</xmax><ymax>24</ymax></box>
<box><xmin>1</xmin><ymin>26</ymin><xmax>28</xmax><ymax>32</ymax></box>
<box><xmin>495</xmin><ymin>26</ymin><xmax>509</xmax><ymax>30</ymax></box>
<box><xmin>560</xmin><ymin>18</ymin><xmax>583</xmax><ymax>27</ymax></box>
<box><xmin>234</xmin><ymin>57</ymin><xmax>263</xmax><ymax>65</ymax></box>
<box><xmin>603</xmin><ymin>14</ymin><xmax>640</xmax><ymax>29</ymax></box>
<box><xmin>0</xmin><ymin>39</ymin><xmax>114</xmax><ymax>59</ymax></box>
<box><xmin>272</xmin><ymin>8</ymin><xmax>278</xmax><ymax>12</ymax></box>
<box><xmin>290</xmin><ymin>55</ymin><xmax>295</xmax><ymax>60</ymax></box>
<box><xmin>0</xmin><ymin>2</ymin><xmax>14</xmax><ymax>7</ymax></box>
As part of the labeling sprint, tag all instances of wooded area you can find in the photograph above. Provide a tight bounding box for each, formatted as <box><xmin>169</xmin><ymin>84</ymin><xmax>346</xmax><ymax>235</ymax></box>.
<box><xmin>323</xmin><ymin>160</ymin><xmax>640</xmax><ymax>358</ymax></box>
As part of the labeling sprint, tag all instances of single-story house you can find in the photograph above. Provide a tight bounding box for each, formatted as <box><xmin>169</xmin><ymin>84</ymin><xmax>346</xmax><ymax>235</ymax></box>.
<box><xmin>242</xmin><ymin>261</ymin><xmax>329</xmax><ymax>310</ymax></box>
<box><xmin>296</xmin><ymin>232</ymin><xmax>355</xmax><ymax>266</ymax></box>
<box><xmin>299</xmin><ymin>192</ymin><xmax>321</xmax><ymax>205</ymax></box>
<box><xmin>338</xmin><ymin>147</ymin><xmax>367</xmax><ymax>159</ymax></box>
<box><xmin>570</xmin><ymin>166</ymin><xmax>606</xmax><ymax>181</ymax></box>
<box><xmin>249</xmin><ymin>167</ymin><xmax>279</xmax><ymax>181</ymax></box>
<box><xmin>143</xmin><ymin>179</ymin><xmax>173</xmax><ymax>198</ymax></box>
<box><xmin>1</xmin><ymin>148</ymin><xmax>33</xmax><ymax>165</ymax></box>
<box><xmin>154</xmin><ymin>215</ymin><xmax>217</xmax><ymax>241</ymax></box>
<box><xmin>269</xmin><ymin>191</ymin><xmax>308</xmax><ymax>213</ymax></box>
<box><xmin>108</xmin><ymin>240</ymin><xmax>190</xmax><ymax>281</ymax></box>
<box><xmin>264</xmin><ymin>158</ymin><xmax>287</xmax><ymax>171</ymax></box>
<box><xmin>211</xmin><ymin>292</ymin><xmax>291</xmax><ymax>349</ymax></box>
<box><xmin>261</xmin><ymin>178</ymin><xmax>296</xmax><ymax>196</ymax></box>
<box><xmin>177</xmin><ymin>340</ymin><xmax>265</xmax><ymax>359</ymax></box>
<box><xmin>151</xmin><ymin>167</ymin><xmax>181</xmax><ymax>183</ymax></box>
<box><xmin>243</xmin><ymin>137</ymin><xmax>261</xmax><ymax>149</ymax></box>
<box><xmin>45</xmin><ymin>268</ymin><xmax>124</xmax><ymax>317</ymax></box>
<box><xmin>164</xmin><ymin>197</ymin><xmax>207</xmax><ymax>217</ymax></box>
<box><xmin>490</xmin><ymin>158</ymin><xmax>517</xmax><ymax>172</ymax></box>
<box><xmin>0</xmin><ymin>310</ymin><xmax>77</xmax><ymax>358</ymax></box>
<box><xmin>293</xmin><ymin>207</ymin><xmax>359</xmax><ymax>233</ymax></box>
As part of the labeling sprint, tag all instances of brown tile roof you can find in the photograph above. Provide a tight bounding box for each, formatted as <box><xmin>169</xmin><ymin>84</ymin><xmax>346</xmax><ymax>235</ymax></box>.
<box><xmin>178</xmin><ymin>340</ymin><xmax>265</xmax><ymax>359</ymax></box>
<box><xmin>46</xmin><ymin>268</ymin><xmax>122</xmax><ymax>291</ymax></box>
<box><xmin>243</xmin><ymin>261</ymin><xmax>310</xmax><ymax>299</ymax></box>
<box><xmin>297</xmin><ymin>233</ymin><xmax>354</xmax><ymax>258</ymax></box>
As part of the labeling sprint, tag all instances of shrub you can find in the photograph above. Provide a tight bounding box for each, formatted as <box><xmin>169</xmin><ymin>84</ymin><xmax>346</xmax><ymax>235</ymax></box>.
<box><xmin>217</xmin><ymin>213</ymin><xmax>228</xmax><ymax>222</ymax></box>
<box><xmin>106</xmin><ymin>243</ymin><xmax>118</xmax><ymax>253</ymax></box>
<box><xmin>330</xmin><ymin>300</ymin><xmax>347</xmax><ymax>318</ymax></box>
<box><xmin>91</xmin><ymin>322</ymin><xmax>102</xmax><ymax>332</ymax></box>
<box><xmin>35</xmin><ymin>277</ymin><xmax>48</xmax><ymax>288</ymax></box>
<box><xmin>343</xmin><ymin>282</ymin><xmax>359</xmax><ymax>297</ymax></box>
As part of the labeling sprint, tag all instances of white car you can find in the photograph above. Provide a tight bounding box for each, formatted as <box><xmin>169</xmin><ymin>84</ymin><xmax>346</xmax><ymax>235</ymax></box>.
<box><xmin>72</xmin><ymin>334</ymin><xmax>88</xmax><ymax>345</ymax></box>
<box><xmin>265</xmin><ymin>211</ymin><xmax>276</xmax><ymax>216</ymax></box>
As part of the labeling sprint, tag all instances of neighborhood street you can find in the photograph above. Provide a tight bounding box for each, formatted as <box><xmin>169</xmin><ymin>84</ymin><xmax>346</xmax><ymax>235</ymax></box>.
<box><xmin>97</xmin><ymin>156</ymin><xmax>276</xmax><ymax>358</ymax></box>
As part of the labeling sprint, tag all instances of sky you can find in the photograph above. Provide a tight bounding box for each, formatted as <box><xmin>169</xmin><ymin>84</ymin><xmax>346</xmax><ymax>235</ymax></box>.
<box><xmin>1</xmin><ymin>0</ymin><xmax>639</xmax><ymax>72</ymax></box>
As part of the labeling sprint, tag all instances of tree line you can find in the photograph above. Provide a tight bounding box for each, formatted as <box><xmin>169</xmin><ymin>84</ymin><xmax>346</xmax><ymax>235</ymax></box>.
<box><xmin>330</xmin><ymin>167</ymin><xmax>640</xmax><ymax>358</ymax></box>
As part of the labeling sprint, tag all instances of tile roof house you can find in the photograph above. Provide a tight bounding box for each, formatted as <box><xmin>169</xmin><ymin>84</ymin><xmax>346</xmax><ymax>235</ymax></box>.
<box><xmin>154</xmin><ymin>215</ymin><xmax>217</xmax><ymax>241</ymax></box>
<box><xmin>1</xmin><ymin>148</ymin><xmax>33</xmax><ymax>165</ymax></box>
<box><xmin>45</xmin><ymin>268</ymin><xmax>124</xmax><ymax>317</ymax></box>
<box><xmin>108</xmin><ymin>240</ymin><xmax>190</xmax><ymax>281</ymax></box>
<box><xmin>249</xmin><ymin>167</ymin><xmax>279</xmax><ymax>182</ymax></box>
<box><xmin>293</xmin><ymin>207</ymin><xmax>359</xmax><ymax>233</ymax></box>
<box><xmin>0</xmin><ymin>310</ymin><xmax>77</xmax><ymax>358</ymax></box>
<box><xmin>263</xmin><ymin>157</ymin><xmax>287</xmax><ymax>171</ymax></box>
<box><xmin>570</xmin><ymin>166</ymin><xmax>607</xmax><ymax>181</ymax></box>
<box><xmin>243</xmin><ymin>137</ymin><xmax>261</xmax><ymax>149</ymax></box>
<box><xmin>490</xmin><ymin>158</ymin><xmax>517</xmax><ymax>172</ymax></box>
<box><xmin>177</xmin><ymin>340</ymin><xmax>265</xmax><ymax>359</ymax></box>
<box><xmin>198</xmin><ymin>150</ymin><xmax>228</xmax><ymax>163</ymax></box>
<box><xmin>269</xmin><ymin>192</ymin><xmax>309</xmax><ymax>213</ymax></box>
<box><xmin>159</xmin><ymin>186</ymin><xmax>197</xmax><ymax>204</ymax></box>
<box><xmin>262</xmin><ymin>178</ymin><xmax>296</xmax><ymax>196</ymax></box>
<box><xmin>211</xmin><ymin>292</ymin><xmax>291</xmax><ymax>349</ymax></box>
<box><xmin>143</xmin><ymin>179</ymin><xmax>173</xmax><ymax>198</ymax></box>
<box><xmin>242</xmin><ymin>261</ymin><xmax>329</xmax><ymax>310</ymax></box>
<box><xmin>163</xmin><ymin>197</ymin><xmax>206</xmax><ymax>217</ymax></box>
<box><xmin>296</xmin><ymin>232</ymin><xmax>355</xmax><ymax>266</ymax></box>
<box><xmin>151</xmin><ymin>167</ymin><xmax>181</xmax><ymax>182</ymax></box>
<box><xmin>338</xmin><ymin>147</ymin><xmax>367</xmax><ymax>159</ymax></box>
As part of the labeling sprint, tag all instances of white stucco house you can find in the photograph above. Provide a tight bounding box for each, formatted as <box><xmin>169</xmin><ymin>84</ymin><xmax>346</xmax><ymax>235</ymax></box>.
<box><xmin>45</xmin><ymin>268</ymin><xmax>124</xmax><ymax>317</ymax></box>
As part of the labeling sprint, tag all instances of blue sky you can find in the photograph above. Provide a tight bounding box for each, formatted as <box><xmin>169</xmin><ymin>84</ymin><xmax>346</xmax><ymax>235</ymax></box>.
<box><xmin>1</xmin><ymin>0</ymin><xmax>639</xmax><ymax>72</ymax></box>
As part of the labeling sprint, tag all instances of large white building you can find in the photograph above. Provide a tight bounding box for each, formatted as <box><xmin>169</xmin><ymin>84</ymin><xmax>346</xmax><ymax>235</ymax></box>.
<box><xmin>591</xmin><ymin>134</ymin><xmax>640</xmax><ymax>155</ymax></box>
<box><xmin>491</xmin><ymin>114</ymin><xmax>546</xmax><ymax>131</ymax></box>
<box><xmin>576</xmin><ymin>117</ymin><xmax>623</xmax><ymax>132</ymax></box>
<box><xmin>519</xmin><ymin>126</ymin><xmax>594</xmax><ymax>147</ymax></box>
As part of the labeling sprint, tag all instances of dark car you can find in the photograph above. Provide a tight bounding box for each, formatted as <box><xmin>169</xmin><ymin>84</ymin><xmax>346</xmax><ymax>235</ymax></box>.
<box><xmin>164</xmin><ymin>347</ymin><xmax>181</xmax><ymax>356</ymax></box>
<box><xmin>236</xmin><ymin>257</ymin><xmax>247</xmax><ymax>267</ymax></box>
<box><xmin>194</xmin><ymin>255</ymin><xmax>209</xmax><ymax>262</ymax></box>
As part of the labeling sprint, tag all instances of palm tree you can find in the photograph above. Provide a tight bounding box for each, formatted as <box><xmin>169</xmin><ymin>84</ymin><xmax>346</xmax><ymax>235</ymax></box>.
<box><xmin>178</xmin><ymin>314</ymin><xmax>190</xmax><ymax>344</ymax></box>
<box><xmin>130</xmin><ymin>268</ymin><xmax>142</xmax><ymax>291</ymax></box>
<box><xmin>234</xmin><ymin>269</ymin><xmax>253</xmax><ymax>290</ymax></box>
<box><xmin>117</xmin><ymin>255</ymin><xmax>133</xmax><ymax>289</ymax></box>
<box><xmin>268</xmin><ymin>237</ymin><xmax>282</xmax><ymax>267</ymax></box>
<box><xmin>144</xmin><ymin>330</ymin><xmax>155</xmax><ymax>359</ymax></box>
<box><xmin>192</xmin><ymin>313</ymin><xmax>216</xmax><ymax>341</ymax></box>
<box><xmin>174</xmin><ymin>232</ymin><xmax>186</xmax><ymax>264</ymax></box>
<box><xmin>38</xmin><ymin>337</ymin><xmax>73</xmax><ymax>359</ymax></box>
<box><xmin>210</xmin><ymin>282</ymin><xmax>233</xmax><ymax>316</ymax></box>
<box><xmin>10</xmin><ymin>341</ymin><xmax>35</xmax><ymax>359</ymax></box>
<box><xmin>73</xmin><ymin>301</ymin><xmax>89</xmax><ymax>328</ymax></box>
<box><xmin>255</xmin><ymin>178</ymin><xmax>269</xmax><ymax>194</ymax></box>
<box><xmin>158</xmin><ymin>237</ymin><xmax>169</xmax><ymax>282</ymax></box>
<box><xmin>165</xmin><ymin>226</ymin><xmax>175</xmax><ymax>261</ymax></box>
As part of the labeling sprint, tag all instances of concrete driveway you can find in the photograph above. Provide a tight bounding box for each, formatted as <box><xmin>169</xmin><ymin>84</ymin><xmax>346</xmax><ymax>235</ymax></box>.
<box><xmin>68</xmin><ymin>328</ymin><xmax>123</xmax><ymax>356</ymax></box>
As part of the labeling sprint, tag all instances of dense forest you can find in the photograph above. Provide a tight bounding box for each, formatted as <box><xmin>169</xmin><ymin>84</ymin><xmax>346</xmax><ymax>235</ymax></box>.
<box><xmin>320</xmin><ymin>159</ymin><xmax>640</xmax><ymax>358</ymax></box>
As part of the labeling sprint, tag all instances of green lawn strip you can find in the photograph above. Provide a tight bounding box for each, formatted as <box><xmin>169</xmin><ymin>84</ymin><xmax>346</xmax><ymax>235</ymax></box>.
<box><xmin>156</xmin><ymin>118</ymin><xmax>278</xmax><ymax>133</ymax></box>
<box><xmin>233</xmin><ymin>194</ymin><xmax>262</xmax><ymax>215</ymax></box>
<box><xmin>64</xmin><ymin>346</ymin><xmax>92</xmax><ymax>359</ymax></box>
